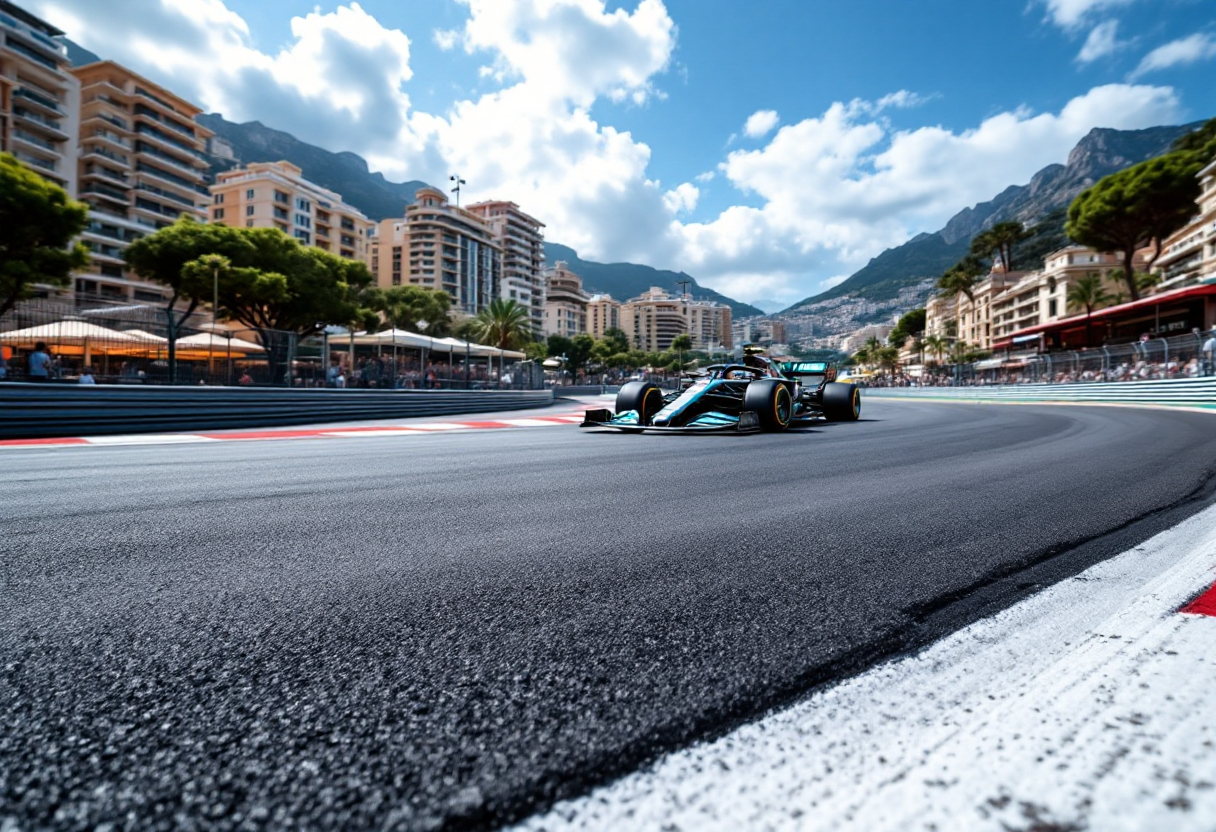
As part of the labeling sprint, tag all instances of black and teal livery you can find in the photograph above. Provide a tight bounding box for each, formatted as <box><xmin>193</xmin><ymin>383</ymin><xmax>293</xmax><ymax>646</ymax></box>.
<box><xmin>581</xmin><ymin>359</ymin><xmax>860</xmax><ymax>434</ymax></box>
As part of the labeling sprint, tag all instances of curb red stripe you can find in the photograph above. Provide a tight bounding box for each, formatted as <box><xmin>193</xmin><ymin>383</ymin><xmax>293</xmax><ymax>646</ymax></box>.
<box><xmin>0</xmin><ymin>437</ymin><xmax>90</xmax><ymax>446</ymax></box>
<box><xmin>1180</xmin><ymin>581</ymin><xmax>1216</xmax><ymax>617</ymax></box>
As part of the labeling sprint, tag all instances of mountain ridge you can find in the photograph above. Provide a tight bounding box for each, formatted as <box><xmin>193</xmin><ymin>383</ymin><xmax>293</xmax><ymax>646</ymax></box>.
<box><xmin>780</xmin><ymin>122</ymin><xmax>1199</xmax><ymax>315</ymax></box>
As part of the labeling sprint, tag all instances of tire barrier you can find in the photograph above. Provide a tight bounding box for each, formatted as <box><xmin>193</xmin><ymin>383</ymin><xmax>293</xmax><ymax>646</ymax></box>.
<box><xmin>863</xmin><ymin>377</ymin><xmax>1216</xmax><ymax>408</ymax></box>
<box><xmin>0</xmin><ymin>383</ymin><xmax>555</xmax><ymax>440</ymax></box>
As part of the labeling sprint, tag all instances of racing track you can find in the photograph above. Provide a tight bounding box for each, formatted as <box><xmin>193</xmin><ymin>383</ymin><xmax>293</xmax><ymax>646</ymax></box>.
<box><xmin>3</xmin><ymin>398</ymin><xmax>1216</xmax><ymax>831</ymax></box>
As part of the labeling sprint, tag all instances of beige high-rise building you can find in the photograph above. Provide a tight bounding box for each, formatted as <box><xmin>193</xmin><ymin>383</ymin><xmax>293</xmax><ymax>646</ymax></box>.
<box><xmin>0</xmin><ymin>1</ymin><xmax>78</xmax><ymax>196</ymax></box>
<box><xmin>586</xmin><ymin>293</ymin><xmax>621</xmax><ymax>339</ymax></box>
<box><xmin>70</xmin><ymin>60</ymin><xmax>212</xmax><ymax>305</ymax></box>
<box><xmin>542</xmin><ymin>261</ymin><xmax>588</xmax><ymax>338</ymax></box>
<box><xmin>210</xmin><ymin>160</ymin><xmax>371</xmax><ymax>261</ymax></box>
<box><xmin>1155</xmin><ymin>157</ymin><xmax>1216</xmax><ymax>290</ymax></box>
<box><xmin>367</xmin><ymin>187</ymin><xmax>501</xmax><ymax>316</ymax></box>
<box><xmin>466</xmin><ymin>200</ymin><xmax>545</xmax><ymax>336</ymax></box>
<box><xmin>621</xmin><ymin>287</ymin><xmax>731</xmax><ymax>352</ymax></box>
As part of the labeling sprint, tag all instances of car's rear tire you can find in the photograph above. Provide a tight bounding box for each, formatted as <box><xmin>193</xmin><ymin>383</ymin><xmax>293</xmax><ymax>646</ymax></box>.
<box><xmin>616</xmin><ymin>381</ymin><xmax>664</xmax><ymax>425</ymax></box>
<box><xmin>743</xmin><ymin>379</ymin><xmax>793</xmax><ymax>431</ymax></box>
<box><xmin>822</xmin><ymin>382</ymin><xmax>860</xmax><ymax>421</ymax></box>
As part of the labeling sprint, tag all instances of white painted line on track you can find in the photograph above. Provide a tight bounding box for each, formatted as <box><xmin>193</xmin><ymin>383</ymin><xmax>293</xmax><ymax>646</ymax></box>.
<box><xmin>407</xmin><ymin>423</ymin><xmax>467</xmax><ymax>431</ymax></box>
<box><xmin>500</xmin><ymin>418</ymin><xmax>568</xmax><ymax>427</ymax></box>
<box><xmin>80</xmin><ymin>434</ymin><xmax>218</xmax><ymax>445</ymax></box>
<box><xmin>515</xmin><ymin>504</ymin><xmax>1216</xmax><ymax>832</ymax></box>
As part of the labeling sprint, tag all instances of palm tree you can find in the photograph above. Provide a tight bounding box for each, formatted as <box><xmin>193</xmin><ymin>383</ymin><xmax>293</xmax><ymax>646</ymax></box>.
<box><xmin>670</xmin><ymin>333</ymin><xmax>693</xmax><ymax>372</ymax></box>
<box><xmin>877</xmin><ymin>345</ymin><xmax>901</xmax><ymax>377</ymax></box>
<box><xmin>923</xmin><ymin>334</ymin><xmax>947</xmax><ymax>365</ymax></box>
<box><xmin>1066</xmin><ymin>272</ymin><xmax>1110</xmax><ymax>348</ymax></box>
<box><xmin>472</xmin><ymin>298</ymin><xmax>532</xmax><ymax>350</ymax></box>
<box><xmin>971</xmin><ymin>221</ymin><xmax>1030</xmax><ymax>274</ymax></box>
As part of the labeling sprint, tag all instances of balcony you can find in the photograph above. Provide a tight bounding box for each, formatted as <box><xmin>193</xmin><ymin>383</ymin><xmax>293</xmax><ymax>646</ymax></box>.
<box><xmin>86</xmin><ymin>129</ymin><xmax>132</xmax><ymax>150</ymax></box>
<box><xmin>4</xmin><ymin>33</ymin><xmax>62</xmax><ymax>70</ymax></box>
<box><xmin>135</xmin><ymin>163</ymin><xmax>208</xmax><ymax>195</ymax></box>
<box><xmin>82</xmin><ymin>111</ymin><xmax>129</xmax><ymax>131</ymax></box>
<box><xmin>12</xmin><ymin>151</ymin><xmax>57</xmax><ymax>174</ymax></box>
<box><xmin>133</xmin><ymin>196</ymin><xmax>194</xmax><ymax>220</ymax></box>
<box><xmin>80</xmin><ymin>147</ymin><xmax>131</xmax><ymax>168</ymax></box>
<box><xmin>82</xmin><ymin>165</ymin><xmax>128</xmax><ymax>184</ymax></box>
<box><xmin>134</xmin><ymin>140</ymin><xmax>206</xmax><ymax>176</ymax></box>
<box><xmin>133</xmin><ymin>124</ymin><xmax>206</xmax><ymax>162</ymax></box>
<box><xmin>13</xmin><ymin>87</ymin><xmax>62</xmax><ymax>114</ymax></box>
<box><xmin>11</xmin><ymin>128</ymin><xmax>57</xmax><ymax>151</ymax></box>
<box><xmin>134</xmin><ymin>103</ymin><xmax>196</xmax><ymax>138</ymax></box>
<box><xmin>80</xmin><ymin>181</ymin><xmax>129</xmax><ymax>203</ymax></box>
<box><xmin>11</xmin><ymin>107</ymin><xmax>67</xmax><ymax>139</ymax></box>
<box><xmin>134</xmin><ymin>183</ymin><xmax>199</xmax><ymax>209</ymax></box>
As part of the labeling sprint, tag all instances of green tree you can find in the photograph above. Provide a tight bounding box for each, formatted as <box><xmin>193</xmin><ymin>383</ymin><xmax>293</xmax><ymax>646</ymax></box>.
<box><xmin>971</xmin><ymin>221</ymin><xmax>1030</xmax><ymax>274</ymax></box>
<box><xmin>601</xmin><ymin>327</ymin><xmax>630</xmax><ymax>355</ymax></box>
<box><xmin>546</xmin><ymin>334</ymin><xmax>573</xmax><ymax>363</ymax></box>
<box><xmin>470</xmin><ymin>298</ymin><xmax>531</xmax><ymax>350</ymax></box>
<box><xmin>204</xmin><ymin>228</ymin><xmax>376</xmax><ymax>381</ymax></box>
<box><xmin>0</xmin><ymin>152</ymin><xmax>89</xmax><ymax>317</ymax></box>
<box><xmin>124</xmin><ymin>216</ymin><xmax>254</xmax><ymax>382</ymax></box>
<box><xmin>1170</xmin><ymin>116</ymin><xmax>1216</xmax><ymax>155</ymax></box>
<box><xmin>876</xmin><ymin>345</ymin><xmax>901</xmax><ymax>377</ymax></box>
<box><xmin>369</xmin><ymin>285</ymin><xmax>452</xmax><ymax>336</ymax></box>
<box><xmin>922</xmin><ymin>334</ymin><xmax>948</xmax><ymax>365</ymax></box>
<box><xmin>1066</xmin><ymin>153</ymin><xmax>1206</xmax><ymax>302</ymax></box>
<box><xmin>889</xmin><ymin>307</ymin><xmax>926</xmax><ymax>347</ymax></box>
<box><xmin>1065</xmin><ymin>272</ymin><xmax>1110</xmax><ymax>348</ymax></box>
<box><xmin>670</xmin><ymin>333</ymin><xmax>693</xmax><ymax>371</ymax></box>
<box><xmin>936</xmin><ymin>255</ymin><xmax>987</xmax><ymax>301</ymax></box>
<box><xmin>566</xmin><ymin>333</ymin><xmax>596</xmax><ymax>380</ymax></box>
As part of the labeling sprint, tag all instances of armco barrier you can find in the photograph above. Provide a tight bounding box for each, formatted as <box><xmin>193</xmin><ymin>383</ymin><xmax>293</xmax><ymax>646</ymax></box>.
<box><xmin>0</xmin><ymin>383</ymin><xmax>555</xmax><ymax>440</ymax></box>
<box><xmin>862</xmin><ymin>377</ymin><xmax>1216</xmax><ymax>407</ymax></box>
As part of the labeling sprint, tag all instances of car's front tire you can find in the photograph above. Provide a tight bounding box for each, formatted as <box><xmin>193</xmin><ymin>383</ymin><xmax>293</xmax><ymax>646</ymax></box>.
<box><xmin>822</xmin><ymin>382</ymin><xmax>860</xmax><ymax>421</ymax></box>
<box><xmin>616</xmin><ymin>381</ymin><xmax>663</xmax><ymax>426</ymax></box>
<box><xmin>743</xmin><ymin>379</ymin><xmax>793</xmax><ymax>431</ymax></box>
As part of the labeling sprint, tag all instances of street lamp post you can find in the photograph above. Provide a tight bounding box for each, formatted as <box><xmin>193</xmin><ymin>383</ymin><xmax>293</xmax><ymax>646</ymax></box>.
<box><xmin>449</xmin><ymin>174</ymin><xmax>466</xmax><ymax>207</ymax></box>
<box><xmin>417</xmin><ymin>319</ymin><xmax>429</xmax><ymax>387</ymax></box>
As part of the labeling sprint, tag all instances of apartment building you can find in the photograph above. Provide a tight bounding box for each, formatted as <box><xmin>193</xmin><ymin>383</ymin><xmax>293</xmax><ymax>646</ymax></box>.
<box><xmin>466</xmin><ymin>200</ymin><xmax>545</xmax><ymax>337</ymax></box>
<box><xmin>0</xmin><ymin>0</ymin><xmax>78</xmax><ymax>196</ymax></box>
<box><xmin>367</xmin><ymin>187</ymin><xmax>500</xmax><ymax>316</ymax></box>
<box><xmin>685</xmin><ymin>298</ymin><xmax>732</xmax><ymax>351</ymax></box>
<box><xmin>71</xmin><ymin>60</ymin><xmax>212</xmax><ymax>305</ymax></box>
<box><xmin>1155</xmin><ymin>157</ymin><xmax>1216</xmax><ymax>291</ymax></box>
<box><xmin>542</xmin><ymin>261</ymin><xmax>588</xmax><ymax>338</ymax></box>
<box><xmin>210</xmin><ymin>160</ymin><xmax>371</xmax><ymax>260</ymax></box>
<box><xmin>586</xmin><ymin>293</ymin><xmax>621</xmax><ymax>339</ymax></box>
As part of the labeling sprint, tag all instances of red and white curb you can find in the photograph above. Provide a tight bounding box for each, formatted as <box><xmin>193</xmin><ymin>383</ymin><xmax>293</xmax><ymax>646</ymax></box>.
<box><xmin>0</xmin><ymin>412</ymin><xmax>593</xmax><ymax>448</ymax></box>
<box><xmin>514</xmin><ymin>504</ymin><xmax>1216</xmax><ymax>832</ymax></box>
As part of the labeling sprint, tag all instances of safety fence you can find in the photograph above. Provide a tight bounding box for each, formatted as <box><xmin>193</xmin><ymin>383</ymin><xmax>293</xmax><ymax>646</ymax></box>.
<box><xmin>863</xmin><ymin>376</ymin><xmax>1216</xmax><ymax>408</ymax></box>
<box><xmin>0</xmin><ymin>383</ymin><xmax>555</xmax><ymax>440</ymax></box>
<box><xmin>0</xmin><ymin>297</ymin><xmax>545</xmax><ymax>389</ymax></box>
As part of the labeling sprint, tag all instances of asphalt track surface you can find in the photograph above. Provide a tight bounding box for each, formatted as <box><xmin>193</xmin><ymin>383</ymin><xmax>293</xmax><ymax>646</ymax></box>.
<box><xmin>3</xmin><ymin>398</ymin><xmax>1216</xmax><ymax>831</ymax></box>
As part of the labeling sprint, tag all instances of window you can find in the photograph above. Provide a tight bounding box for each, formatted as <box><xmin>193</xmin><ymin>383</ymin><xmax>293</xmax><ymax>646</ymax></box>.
<box><xmin>246</xmin><ymin>189</ymin><xmax>255</xmax><ymax>199</ymax></box>
<box><xmin>295</xmin><ymin>197</ymin><xmax>311</xmax><ymax>212</ymax></box>
<box><xmin>274</xmin><ymin>190</ymin><xmax>289</xmax><ymax>204</ymax></box>
<box><xmin>246</xmin><ymin>220</ymin><xmax>254</xmax><ymax>228</ymax></box>
<box><xmin>246</xmin><ymin>205</ymin><xmax>255</xmax><ymax>216</ymax></box>
<box><xmin>1049</xmin><ymin>299</ymin><xmax>1058</xmax><ymax>317</ymax></box>
<box><xmin>294</xmin><ymin>229</ymin><xmax>310</xmax><ymax>244</ymax></box>
<box><xmin>214</xmin><ymin>193</ymin><xmax>225</xmax><ymax>204</ymax></box>
<box><xmin>273</xmin><ymin>206</ymin><xmax>289</xmax><ymax>220</ymax></box>
<box><xmin>295</xmin><ymin>214</ymin><xmax>310</xmax><ymax>228</ymax></box>
<box><xmin>213</xmin><ymin>207</ymin><xmax>225</xmax><ymax>220</ymax></box>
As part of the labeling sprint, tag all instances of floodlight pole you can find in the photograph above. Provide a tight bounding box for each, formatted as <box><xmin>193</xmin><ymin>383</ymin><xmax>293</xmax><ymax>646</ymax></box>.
<box><xmin>449</xmin><ymin>174</ymin><xmax>466</xmax><ymax>207</ymax></box>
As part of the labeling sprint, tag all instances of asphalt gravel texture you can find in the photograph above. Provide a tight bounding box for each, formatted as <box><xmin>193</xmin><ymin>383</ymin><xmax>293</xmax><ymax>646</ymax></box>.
<box><xmin>3</xmin><ymin>398</ymin><xmax>1216</xmax><ymax>832</ymax></box>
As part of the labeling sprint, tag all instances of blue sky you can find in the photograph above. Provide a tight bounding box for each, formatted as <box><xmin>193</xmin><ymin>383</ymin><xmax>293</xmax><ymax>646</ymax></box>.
<box><xmin>28</xmin><ymin>0</ymin><xmax>1216</xmax><ymax>310</ymax></box>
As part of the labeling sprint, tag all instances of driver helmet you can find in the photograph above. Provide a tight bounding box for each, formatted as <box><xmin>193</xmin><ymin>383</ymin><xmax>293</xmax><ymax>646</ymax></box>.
<box><xmin>743</xmin><ymin>353</ymin><xmax>769</xmax><ymax>369</ymax></box>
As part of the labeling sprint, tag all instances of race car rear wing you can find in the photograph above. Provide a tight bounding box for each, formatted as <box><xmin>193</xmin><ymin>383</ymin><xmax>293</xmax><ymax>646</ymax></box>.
<box><xmin>777</xmin><ymin>361</ymin><xmax>828</xmax><ymax>376</ymax></box>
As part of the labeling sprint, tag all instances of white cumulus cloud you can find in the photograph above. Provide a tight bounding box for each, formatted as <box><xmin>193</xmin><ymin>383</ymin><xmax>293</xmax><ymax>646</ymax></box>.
<box><xmin>1040</xmin><ymin>0</ymin><xmax>1138</xmax><ymax>30</ymax></box>
<box><xmin>1130</xmin><ymin>33</ymin><xmax>1216</xmax><ymax>78</ymax></box>
<box><xmin>1077</xmin><ymin>20</ymin><xmax>1122</xmax><ymax>63</ymax></box>
<box><xmin>744</xmin><ymin>110</ymin><xmax>779</xmax><ymax>138</ymax></box>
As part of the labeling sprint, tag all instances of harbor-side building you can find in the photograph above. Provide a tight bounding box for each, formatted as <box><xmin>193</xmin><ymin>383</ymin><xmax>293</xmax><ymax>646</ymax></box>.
<box><xmin>466</xmin><ymin>200</ymin><xmax>545</xmax><ymax>337</ymax></box>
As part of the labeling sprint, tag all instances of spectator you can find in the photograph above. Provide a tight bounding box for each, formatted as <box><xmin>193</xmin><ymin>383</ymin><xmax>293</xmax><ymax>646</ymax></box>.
<box><xmin>78</xmin><ymin>366</ymin><xmax>96</xmax><ymax>384</ymax></box>
<box><xmin>238</xmin><ymin>370</ymin><xmax>253</xmax><ymax>385</ymax></box>
<box><xmin>1203</xmin><ymin>332</ymin><xmax>1216</xmax><ymax>376</ymax></box>
<box><xmin>27</xmin><ymin>342</ymin><xmax>51</xmax><ymax>380</ymax></box>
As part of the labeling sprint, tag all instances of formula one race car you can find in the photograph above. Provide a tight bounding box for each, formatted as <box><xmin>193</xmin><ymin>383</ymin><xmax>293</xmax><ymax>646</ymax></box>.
<box><xmin>581</xmin><ymin>348</ymin><xmax>860</xmax><ymax>434</ymax></box>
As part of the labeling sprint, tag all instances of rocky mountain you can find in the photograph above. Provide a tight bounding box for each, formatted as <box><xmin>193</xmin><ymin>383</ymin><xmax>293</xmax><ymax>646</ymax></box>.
<box><xmin>543</xmin><ymin>243</ymin><xmax>765</xmax><ymax>319</ymax></box>
<box><xmin>781</xmin><ymin>122</ymin><xmax>1199</xmax><ymax>316</ymax></box>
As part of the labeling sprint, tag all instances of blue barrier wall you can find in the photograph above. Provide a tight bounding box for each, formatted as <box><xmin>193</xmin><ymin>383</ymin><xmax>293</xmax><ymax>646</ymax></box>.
<box><xmin>863</xmin><ymin>377</ymin><xmax>1216</xmax><ymax>407</ymax></box>
<box><xmin>0</xmin><ymin>383</ymin><xmax>555</xmax><ymax>440</ymax></box>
